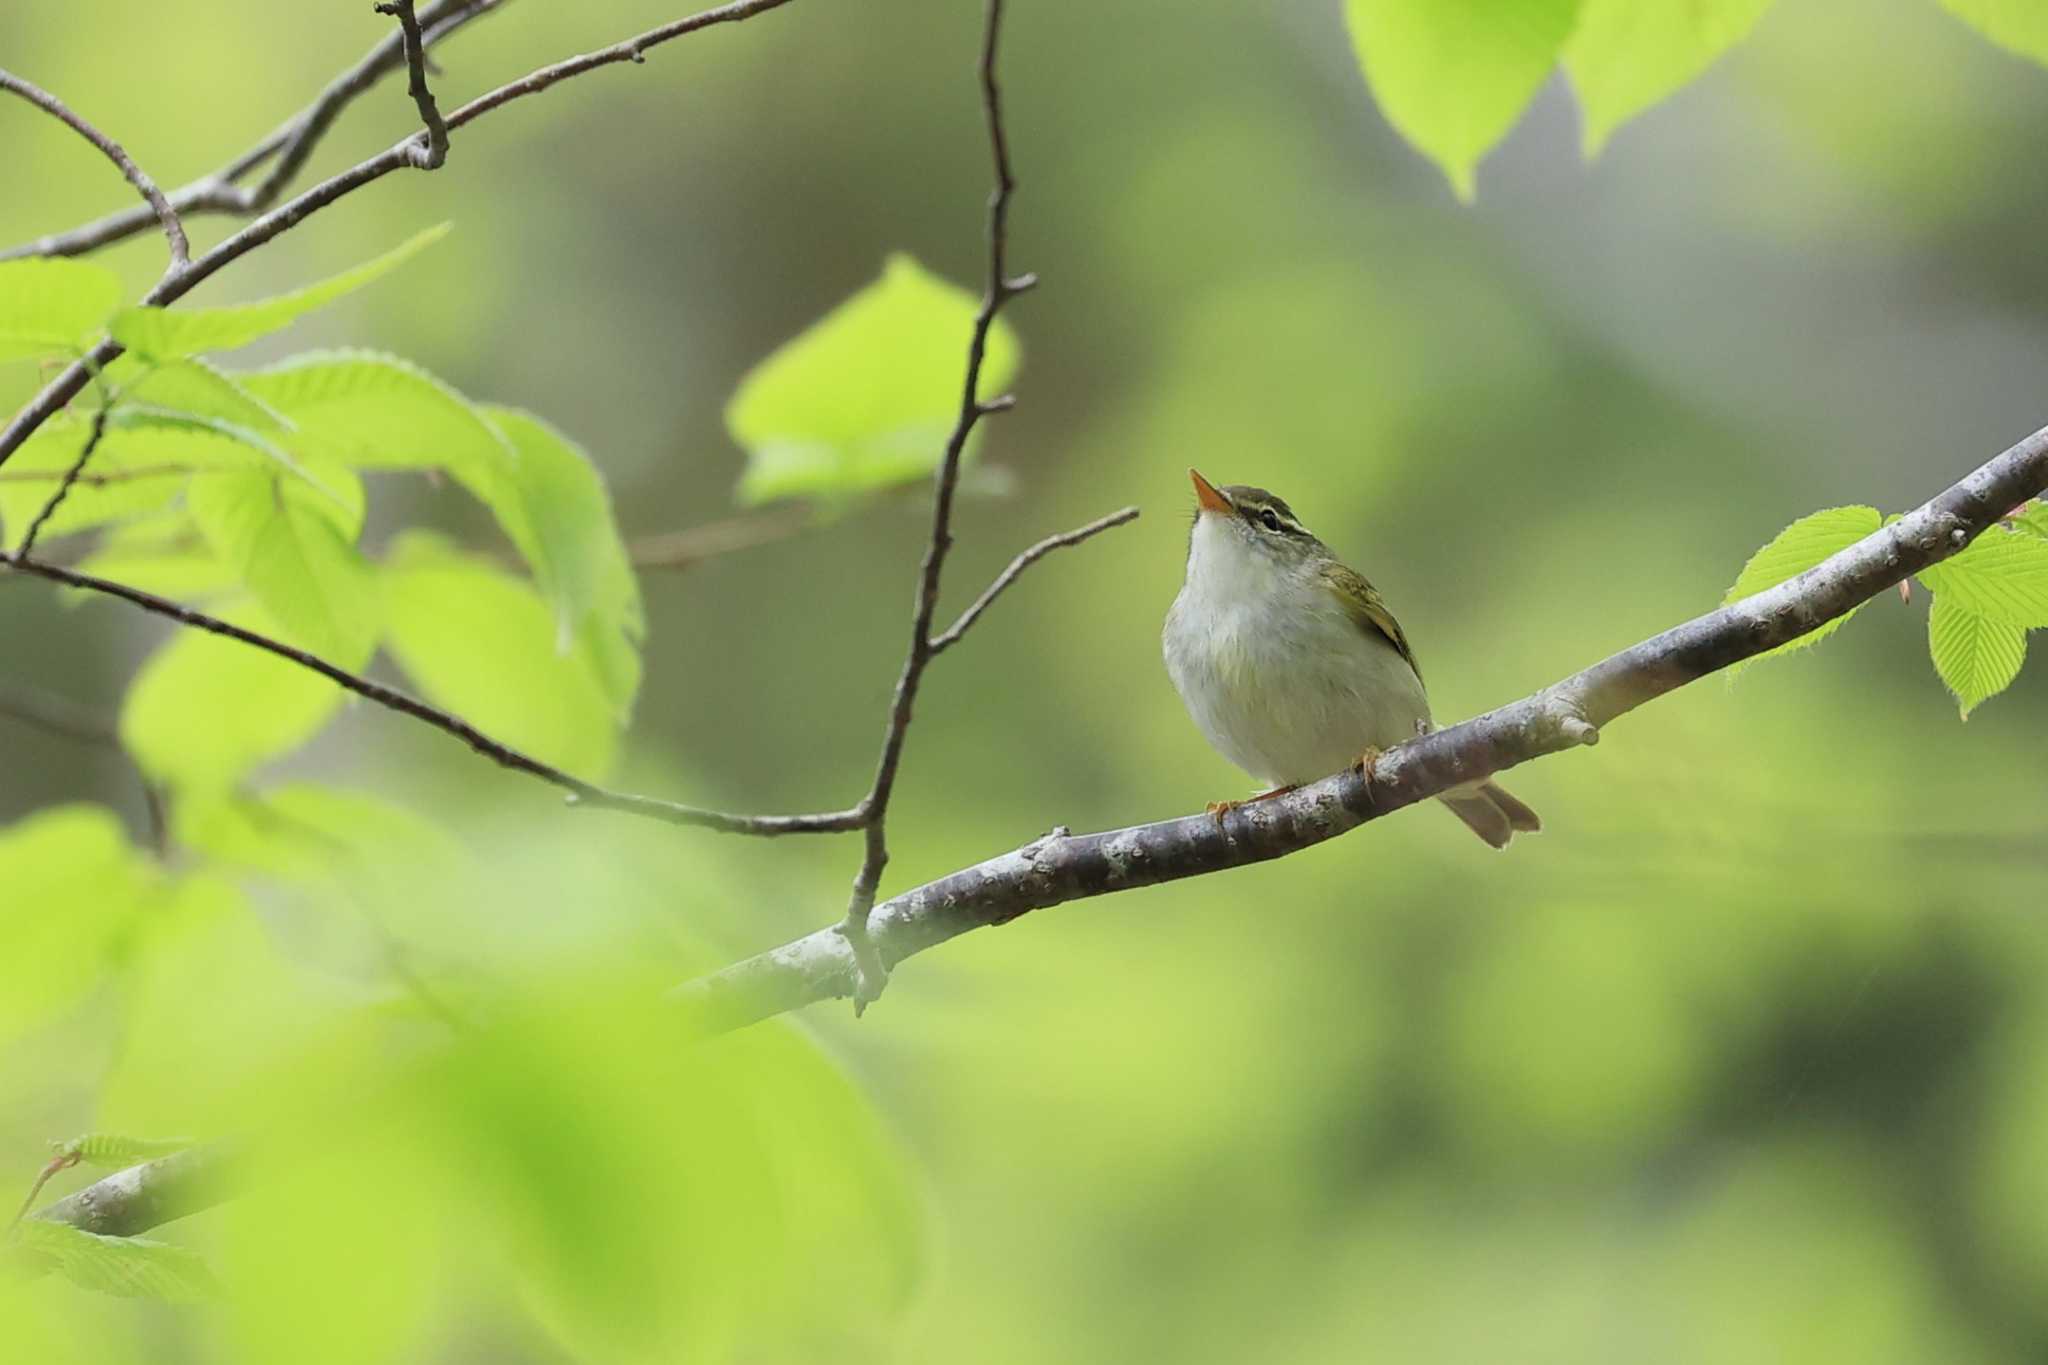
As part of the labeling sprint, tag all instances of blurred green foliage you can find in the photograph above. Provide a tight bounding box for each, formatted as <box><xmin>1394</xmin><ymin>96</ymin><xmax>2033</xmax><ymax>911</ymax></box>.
<box><xmin>4</xmin><ymin>0</ymin><xmax>2048</xmax><ymax>1360</ymax></box>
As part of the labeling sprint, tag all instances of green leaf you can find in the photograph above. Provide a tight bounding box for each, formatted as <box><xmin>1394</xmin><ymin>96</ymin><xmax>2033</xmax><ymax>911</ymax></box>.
<box><xmin>382</xmin><ymin>534</ymin><xmax>620</xmax><ymax>780</ymax></box>
<box><xmin>1928</xmin><ymin>594</ymin><xmax>2026</xmax><ymax>718</ymax></box>
<box><xmin>2013</xmin><ymin>501</ymin><xmax>2048</xmax><ymax>540</ymax></box>
<box><xmin>237</xmin><ymin>348</ymin><xmax>507</xmax><ymax>475</ymax></box>
<box><xmin>110</xmin><ymin>407</ymin><xmax>336</xmax><ymax>503</ymax></box>
<box><xmin>120</xmin><ymin>602</ymin><xmax>370</xmax><ymax>791</ymax></box>
<box><xmin>187</xmin><ymin>466</ymin><xmax>377</xmax><ymax>660</ymax></box>
<box><xmin>471</xmin><ymin>406</ymin><xmax>643</xmax><ymax>713</ymax></box>
<box><xmin>0</xmin><ymin>415</ymin><xmax>184</xmax><ymax>548</ymax></box>
<box><xmin>14</xmin><ymin>1221</ymin><xmax>219</xmax><ymax>1303</ymax></box>
<box><xmin>71</xmin><ymin>514</ymin><xmax>237</xmax><ymax>601</ymax></box>
<box><xmin>0</xmin><ymin>806</ymin><xmax>156</xmax><ymax>1041</ymax></box>
<box><xmin>1937</xmin><ymin>0</ymin><xmax>2048</xmax><ymax>66</ymax></box>
<box><xmin>1343</xmin><ymin>0</ymin><xmax>1582</xmax><ymax>199</ymax></box>
<box><xmin>54</xmin><ymin>1134</ymin><xmax>195</xmax><ymax>1168</ymax></box>
<box><xmin>109</xmin><ymin>223</ymin><xmax>450</xmax><ymax>360</ymax></box>
<box><xmin>109</xmin><ymin>356</ymin><xmax>290</xmax><ymax>431</ymax></box>
<box><xmin>1721</xmin><ymin>505</ymin><xmax>1883</xmax><ymax>668</ymax></box>
<box><xmin>1921</xmin><ymin>524</ymin><xmax>2048</xmax><ymax>628</ymax></box>
<box><xmin>0</xmin><ymin>258</ymin><xmax>121</xmax><ymax>363</ymax></box>
<box><xmin>728</xmin><ymin>254</ymin><xmax>1020</xmax><ymax>505</ymax></box>
<box><xmin>1564</xmin><ymin>0</ymin><xmax>1776</xmax><ymax>156</ymax></box>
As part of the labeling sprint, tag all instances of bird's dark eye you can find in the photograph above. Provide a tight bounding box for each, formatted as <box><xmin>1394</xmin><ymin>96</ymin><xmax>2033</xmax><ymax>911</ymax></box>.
<box><xmin>1258</xmin><ymin>508</ymin><xmax>1283</xmax><ymax>532</ymax></box>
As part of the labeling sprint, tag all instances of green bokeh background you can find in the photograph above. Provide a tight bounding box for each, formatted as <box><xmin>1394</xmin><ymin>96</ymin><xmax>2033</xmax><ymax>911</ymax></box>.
<box><xmin>5</xmin><ymin>0</ymin><xmax>2048</xmax><ymax>1359</ymax></box>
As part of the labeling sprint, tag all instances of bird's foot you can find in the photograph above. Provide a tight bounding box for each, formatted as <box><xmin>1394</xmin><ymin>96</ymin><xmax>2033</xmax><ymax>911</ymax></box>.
<box><xmin>1356</xmin><ymin>747</ymin><xmax>1385</xmax><ymax>800</ymax></box>
<box><xmin>1207</xmin><ymin>785</ymin><xmax>1297</xmax><ymax>825</ymax></box>
<box><xmin>1206</xmin><ymin>799</ymin><xmax>1243</xmax><ymax>824</ymax></box>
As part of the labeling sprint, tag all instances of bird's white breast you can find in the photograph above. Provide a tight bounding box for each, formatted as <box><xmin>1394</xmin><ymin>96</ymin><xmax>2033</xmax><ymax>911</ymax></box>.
<box><xmin>1163</xmin><ymin>517</ymin><xmax>1431</xmax><ymax>788</ymax></box>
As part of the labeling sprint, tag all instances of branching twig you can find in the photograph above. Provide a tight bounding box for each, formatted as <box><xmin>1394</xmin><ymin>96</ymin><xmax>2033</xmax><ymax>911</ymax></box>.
<box><xmin>0</xmin><ymin>69</ymin><xmax>187</xmax><ymax>268</ymax></box>
<box><xmin>0</xmin><ymin>0</ymin><xmax>505</xmax><ymax>263</ymax></box>
<box><xmin>674</xmin><ymin>420</ymin><xmax>2048</xmax><ymax>1033</ymax></box>
<box><xmin>928</xmin><ymin>505</ymin><xmax>1139</xmax><ymax>654</ymax></box>
<box><xmin>0</xmin><ymin>0</ymin><xmax>801</xmax><ymax>471</ymax></box>
<box><xmin>0</xmin><ymin>551</ymin><xmax>862</xmax><ymax>837</ymax></box>
<box><xmin>827</xmin><ymin>0</ymin><xmax>1036</xmax><ymax>1011</ymax></box>
<box><xmin>375</xmin><ymin>0</ymin><xmax>451</xmax><ymax>169</ymax></box>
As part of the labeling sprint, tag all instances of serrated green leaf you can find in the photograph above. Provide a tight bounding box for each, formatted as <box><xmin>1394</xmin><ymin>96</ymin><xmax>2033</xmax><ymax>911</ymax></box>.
<box><xmin>0</xmin><ymin>806</ymin><xmax>156</xmax><ymax>1042</ymax></box>
<box><xmin>120</xmin><ymin>602</ymin><xmax>370</xmax><ymax>791</ymax></box>
<box><xmin>728</xmin><ymin>254</ymin><xmax>1020</xmax><ymax>505</ymax></box>
<box><xmin>110</xmin><ymin>407</ymin><xmax>337</xmax><ymax>504</ymax></box>
<box><xmin>55</xmin><ymin>1134</ymin><xmax>195</xmax><ymax>1168</ymax></box>
<box><xmin>1928</xmin><ymin>594</ymin><xmax>2026</xmax><ymax>718</ymax></box>
<box><xmin>109</xmin><ymin>223</ymin><xmax>449</xmax><ymax>360</ymax></box>
<box><xmin>1921</xmin><ymin>525</ymin><xmax>2048</xmax><ymax>628</ymax></box>
<box><xmin>0</xmin><ymin>415</ymin><xmax>183</xmax><ymax>547</ymax></box>
<box><xmin>0</xmin><ymin>258</ymin><xmax>121</xmax><ymax>363</ymax></box>
<box><xmin>1564</xmin><ymin>0</ymin><xmax>1775</xmax><ymax>156</ymax></box>
<box><xmin>70</xmin><ymin>514</ymin><xmax>237</xmax><ymax>600</ymax></box>
<box><xmin>2012</xmin><ymin>501</ymin><xmax>2048</xmax><ymax>540</ymax></box>
<box><xmin>470</xmin><ymin>406</ymin><xmax>643</xmax><ymax>713</ymax></box>
<box><xmin>15</xmin><ymin>1221</ymin><xmax>219</xmax><ymax>1303</ymax></box>
<box><xmin>109</xmin><ymin>356</ymin><xmax>290</xmax><ymax>431</ymax></box>
<box><xmin>1937</xmin><ymin>0</ymin><xmax>2048</xmax><ymax>66</ymax></box>
<box><xmin>237</xmin><ymin>348</ymin><xmax>507</xmax><ymax>474</ymax></box>
<box><xmin>1344</xmin><ymin>0</ymin><xmax>1582</xmax><ymax>199</ymax></box>
<box><xmin>382</xmin><ymin>533</ymin><xmax>618</xmax><ymax>780</ymax></box>
<box><xmin>188</xmin><ymin>466</ymin><xmax>377</xmax><ymax>659</ymax></box>
<box><xmin>1721</xmin><ymin>505</ymin><xmax>1883</xmax><ymax>670</ymax></box>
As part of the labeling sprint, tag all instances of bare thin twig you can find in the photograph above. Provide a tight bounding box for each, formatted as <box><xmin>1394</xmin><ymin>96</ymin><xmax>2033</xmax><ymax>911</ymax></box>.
<box><xmin>0</xmin><ymin>462</ymin><xmax>192</xmax><ymax>487</ymax></box>
<box><xmin>830</xmin><ymin>0</ymin><xmax>1033</xmax><ymax>1010</ymax></box>
<box><xmin>628</xmin><ymin>504</ymin><xmax>815</xmax><ymax>570</ymax></box>
<box><xmin>375</xmin><ymin>0</ymin><xmax>451</xmax><ymax>168</ymax></box>
<box><xmin>0</xmin><ymin>551</ymin><xmax>862</xmax><ymax>837</ymax></box>
<box><xmin>0</xmin><ymin>681</ymin><xmax>167</xmax><ymax>855</ymax></box>
<box><xmin>675</xmin><ymin>420</ymin><xmax>2048</xmax><ymax>1033</ymax></box>
<box><xmin>928</xmin><ymin>505</ymin><xmax>1139</xmax><ymax>654</ymax></box>
<box><xmin>16</xmin><ymin>397</ymin><xmax>112</xmax><ymax>556</ymax></box>
<box><xmin>0</xmin><ymin>69</ymin><xmax>187</xmax><ymax>268</ymax></box>
<box><xmin>0</xmin><ymin>0</ymin><xmax>801</xmax><ymax>471</ymax></box>
<box><xmin>0</xmin><ymin>0</ymin><xmax>505</xmax><ymax>263</ymax></box>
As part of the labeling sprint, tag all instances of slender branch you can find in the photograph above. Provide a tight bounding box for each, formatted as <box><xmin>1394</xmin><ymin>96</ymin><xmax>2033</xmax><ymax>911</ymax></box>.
<box><xmin>0</xmin><ymin>69</ymin><xmax>187</xmax><ymax>268</ymax></box>
<box><xmin>675</xmin><ymin>420</ymin><xmax>2048</xmax><ymax>1033</ymax></box>
<box><xmin>0</xmin><ymin>0</ymin><xmax>801</xmax><ymax>471</ymax></box>
<box><xmin>0</xmin><ymin>0</ymin><xmax>505</xmax><ymax>263</ymax></box>
<box><xmin>0</xmin><ymin>551</ymin><xmax>861</xmax><ymax>837</ymax></box>
<box><xmin>375</xmin><ymin>0</ymin><xmax>451</xmax><ymax>169</ymax></box>
<box><xmin>829</xmin><ymin>0</ymin><xmax>1032</xmax><ymax>1009</ymax></box>
<box><xmin>15</xmin><ymin>397</ymin><xmax>111</xmax><ymax>556</ymax></box>
<box><xmin>0</xmin><ymin>462</ymin><xmax>192</xmax><ymax>486</ymax></box>
<box><xmin>0</xmin><ymin>681</ymin><xmax>167</xmax><ymax>854</ymax></box>
<box><xmin>928</xmin><ymin>505</ymin><xmax>1139</xmax><ymax>654</ymax></box>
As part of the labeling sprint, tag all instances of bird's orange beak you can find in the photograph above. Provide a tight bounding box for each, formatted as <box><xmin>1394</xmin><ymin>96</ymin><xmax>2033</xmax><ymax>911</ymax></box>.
<box><xmin>1189</xmin><ymin>468</ymin><xmax>1232</xmax><ymax>515</ymax></box>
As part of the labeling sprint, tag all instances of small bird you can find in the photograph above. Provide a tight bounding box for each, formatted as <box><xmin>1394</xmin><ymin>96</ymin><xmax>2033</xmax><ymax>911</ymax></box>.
<box><xmin>1162</xmin><ymin>469</ymin><xmax>1539</xmax><ymax>848</ymax></box>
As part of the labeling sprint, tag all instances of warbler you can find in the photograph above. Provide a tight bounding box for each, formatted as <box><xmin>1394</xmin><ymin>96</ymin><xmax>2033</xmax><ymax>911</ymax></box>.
<box><xmin>1162</xmin><ymin>469</ymin><xmax>1539</xmax><ymax>848</ymax></box>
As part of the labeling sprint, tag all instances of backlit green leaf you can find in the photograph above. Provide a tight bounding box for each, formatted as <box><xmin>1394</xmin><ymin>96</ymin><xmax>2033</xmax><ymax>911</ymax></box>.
<box><xmin>1937</xmin><ymin>0</ymin><xmax>2048</xmax><ymax>66</ymax></box>
<box><xmin>1722</xmin><ymin>505</ymin><xmax>1882</xmax><ymax>669</ymax></box>
<box><xmin>1344</xmin><ymin>0</ymin><xmax>1582</xmax><ymax>199</ymax></box>
<box><xmin>110</xmin><ymin>356</ymin><xmax>290</xmax><ymax>431</ymax></box>
<box><xmin>1927</xmin><ymin>594</ymin><xmax>2026</xmax><ymax>718</ymax></box>
<box><xmin>0</xmin><ymin>806</ymin><xmax>156</xmax><ymax>1041</ymax></box>
<box><xmin>472</xmin><ymin>406</ymin><xmax>643</xmax><ymax>714</ymax></box>
<box><xmin>109</xmin><ymin>223</ymin><xmax>449</xmax><ymax>360</ymax></box>
<box><xmin>70</xmin><ymin>514</ymin><xmax>237</xmax><ymax>601</ymax></box>
<box><xmin>120</xmin><ymin>602</ymin><xmax>370</xmax><ymax>791</ymax></box>
<box><xmin>54</xmin><ymin>1134</ymin><xmax>195</xmax><ymax>1168</ymax></box>
<box><xmin>188</xmin><ymin>465</ymin><xmax>377</xmax><ymax>659</ymax></box>
<box><xmin>14</xmin><ymin>1222</ymin><xmax>219</xmax><ymax>1303</ymax></box>
<box><xmin>237</xmin><ymin>348</ymin><xmax>506</xmax><ymax>475</ymax></box>
<box><xmin>1920</xmin><ymin>524</ymin><xmax>2048</xmax><ymax>627</ymax></box>
<box><xmin>1564</xmin><ymin>0</ymin><xmax>1776</xmax><ymax>156</ymax></box>
<box><xmin>0</xmin><ymin>258</ymin><xmax>121</xmax><ymax>363</ymax></box>
<box><xmin>0</xmin><ymin>415</ymin><xmax>183</xmax><ymax>548</ymax></box>
<box><xmin>728</xmin><ymin>254</ymin><xmax>1019</xmax><ymax>505</ymax></box>
<box><xmin>2012</xmin><ymin>501</ymin><xmax>2048</xmax><ymax>540</ymax></box>
<box><xmin>382</xmin><ymin>534</ymin><xmax>618</xmax><ymax>780</ymax></box>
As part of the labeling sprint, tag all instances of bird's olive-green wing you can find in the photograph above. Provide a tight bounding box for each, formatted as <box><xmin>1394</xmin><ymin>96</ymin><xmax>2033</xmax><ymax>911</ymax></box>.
<box><xmin>1319</xmin><ymin>562</ymin><xmax>1422</xmax><ymax>684</ymax></box>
